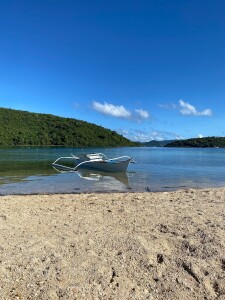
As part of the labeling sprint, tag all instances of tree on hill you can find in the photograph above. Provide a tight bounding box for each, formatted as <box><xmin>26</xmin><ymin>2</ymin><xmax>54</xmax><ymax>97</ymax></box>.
<box><xmin>0</xmin><ymin>107</ymin><xmax>137</xmax><ymax>147</ymax></box>
<box><xmin>165</xmin><ymin>137</ymin><xmax>225</xmax><ymax>148</ymax></box>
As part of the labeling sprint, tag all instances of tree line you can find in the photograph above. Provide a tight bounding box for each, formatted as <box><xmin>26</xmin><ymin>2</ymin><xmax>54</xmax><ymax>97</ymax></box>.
<box><xmin>165</xmin><ymin>137</ymin><xmax>225</xmax><ymax>148</ymax></box>
<box><xmin>0</xmin><ymin>108</ymin><xmax>137</xmax><ymax>147</ymax></box>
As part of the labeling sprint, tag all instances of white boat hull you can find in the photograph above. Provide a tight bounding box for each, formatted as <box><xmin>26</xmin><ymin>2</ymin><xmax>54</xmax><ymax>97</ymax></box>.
<box><xmin>74</xmin><ymin>159</ymin><xmax>131</xmax><ymax>172</ymax></box>
<box><xmin>52</xmin><ymin>153</ymin><xmax>135</xmax><ymax>173</ymax></box>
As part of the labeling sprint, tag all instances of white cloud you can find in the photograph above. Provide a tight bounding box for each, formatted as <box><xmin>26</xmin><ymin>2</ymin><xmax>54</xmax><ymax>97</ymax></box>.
<box><xmin>117</xmin><ymin>128</ymin><xmax>182</xmax><ymax>142</ymax></box>
<box><xmin>197</xmin><ymin>134</ymin><xmax>204</xmax><ymax>138</ymax></box>
<box><xmin>92</xmin><ymin>101</ymin><xmax>150</xmax><ymax>122</ymax></box>
<box><xmin>119</xmin><ymin>129</ymin><xmax>129</xmax><ymax>135</ymax></box>
<box><xmin>92</xmin><ymin>101</ymin><xmax>131</xmax><ymax>118</ymax></box>
<box><xmin>135</xmin><ymin>109</ymin><xmax>149</xmax><ymax>119</ymax></box>
<box><xmin>179</xmin><ymin>100</ymin><xmax>212</xmax><ymax>116</ymax></box>
<box><xmin>147</xmin><ymin>130</ymin><xmax>183</xmax><ymax>141</ymax></box>
<box><xmin>160</xmin><ymin>99</ymin><xmax>212</xmax><ymax>117</ymax></box>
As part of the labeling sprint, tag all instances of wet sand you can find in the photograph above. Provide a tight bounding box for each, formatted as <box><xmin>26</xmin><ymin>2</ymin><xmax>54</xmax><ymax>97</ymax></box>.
<box><xmin>0</xmin><ymin>188</ymin><xmax>225</xmax><ymax>299</ymax></box>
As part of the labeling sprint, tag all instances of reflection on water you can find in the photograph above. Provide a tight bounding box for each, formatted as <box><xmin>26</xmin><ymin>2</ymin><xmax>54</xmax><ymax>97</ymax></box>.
<box><xmin>0</xmin><ymin>161</ymin><xmax>55</xmax><ymax>184</ymax></box>
<box><xmin>78</xmin><ymin>170</ymin><xmax>131</xmax><ymax>188</ymax></box>
<box><xmin>53</xmin><ymin>166</ymin><xmax>131</xmax><ymax>188</ymax></box>
<box><xmin>0</xmin><ymin>169</ymin><xmax>133</xmax><ymax>195</ymax></box>
<box><xmin>1</xmin><ymin>146</ymin><xmax>225</xmax><ymax>195</ymax></box>
<box><xmin>0</xmin><ymin>153</ymin><xmax>134</xmax><ymax>194</ymax></box>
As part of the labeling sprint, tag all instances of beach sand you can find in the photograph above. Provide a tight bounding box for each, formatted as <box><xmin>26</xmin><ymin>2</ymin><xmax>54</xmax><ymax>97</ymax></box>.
<box><xmin>0</xmin><ymin>188</ymin><xmax>225</xmax><ymax>299</ymax></box>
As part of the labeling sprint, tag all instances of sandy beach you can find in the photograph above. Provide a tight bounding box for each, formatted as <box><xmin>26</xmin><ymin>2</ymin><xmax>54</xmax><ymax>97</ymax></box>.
<box><xmin>0</xmin><ymin>188</ymin><xmax>225</xmax><ymax>299</ymax></box>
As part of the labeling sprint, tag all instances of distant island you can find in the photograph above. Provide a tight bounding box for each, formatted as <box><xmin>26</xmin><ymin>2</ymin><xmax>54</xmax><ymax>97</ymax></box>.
<box><xmin>142</xmin><ymin>140</ymin><xmax>174</xmax><ymax>147</ymax></box>
<box><xmin>0</xmin><ymin>107</ymin><xmax>137</xmax><ymax>147</ymax></box>
<box><xmin>165</xmin><ymin>137</ymin><xmax>225</xmax><ymax>148</ymax></box>
<box><xmin>142</xmin><ymin>137</ymin><xmax>225</xmax><ymax>148</ymax></box>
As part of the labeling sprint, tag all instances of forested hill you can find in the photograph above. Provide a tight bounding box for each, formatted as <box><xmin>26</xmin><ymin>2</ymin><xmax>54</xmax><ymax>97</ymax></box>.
<box><xmin>165</xmin><ymin>137</ymin><xmax>225</xmax><ymax>148</ymax></box>
<box><xmin>0</xmin><ymin>108</ymin><xmax>137</xmax><ymax>147</ymax></box>
<box><xmin>143</xmin><ymin>140</ymin><xmax>174</xmax><ymax>147</ymax></box>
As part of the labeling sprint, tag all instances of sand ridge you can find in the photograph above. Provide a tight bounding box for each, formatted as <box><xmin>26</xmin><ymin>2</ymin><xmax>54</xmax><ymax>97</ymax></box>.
<box><xmin>0</xmin><ymin>188</ymin><xmax>225</xmax><ymax>299</ymax></box>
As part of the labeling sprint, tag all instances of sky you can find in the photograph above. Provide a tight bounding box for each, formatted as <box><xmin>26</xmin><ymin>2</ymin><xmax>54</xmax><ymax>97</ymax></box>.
<box><xmin>0</xmin><ymin>0</ymin><xmax>225</xmax><ymax>142</ymax></box>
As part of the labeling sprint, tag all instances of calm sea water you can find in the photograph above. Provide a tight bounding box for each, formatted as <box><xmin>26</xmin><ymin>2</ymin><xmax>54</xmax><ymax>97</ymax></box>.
<box><xmin>0</xmin><ymin>146</ymin><xmax>225</xmax><ymax>195</ymax></box>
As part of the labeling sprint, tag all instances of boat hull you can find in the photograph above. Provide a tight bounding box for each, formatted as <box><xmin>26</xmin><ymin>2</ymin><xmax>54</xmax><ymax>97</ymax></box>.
<box><xmin>75</xmin><ymin>159</ymin><xmax>131</xmax><ymax>172</ymax></box>
<box><xmin>52</xmin><ymin>153</ymin><xmax>134</xmax><ymax>173</ymax></box>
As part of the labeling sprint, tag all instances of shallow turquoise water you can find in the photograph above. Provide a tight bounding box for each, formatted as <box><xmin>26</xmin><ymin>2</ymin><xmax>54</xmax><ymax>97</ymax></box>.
<box><xmin>0</xmin><ymin>146</ymin><xmax>225</xmax><ymax>194</ymax></box>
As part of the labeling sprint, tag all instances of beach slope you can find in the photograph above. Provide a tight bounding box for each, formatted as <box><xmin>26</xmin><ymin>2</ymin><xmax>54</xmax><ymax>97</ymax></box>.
<box><xmin>0</xmin><ymin>188</ymin><xmax>225</xmax><ymax>299</ymax></box>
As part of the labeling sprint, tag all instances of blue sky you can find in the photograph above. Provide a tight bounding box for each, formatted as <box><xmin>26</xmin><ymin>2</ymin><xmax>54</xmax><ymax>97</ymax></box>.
<box><xmin>0</xmin><ymin>0</ymin><xmax>225</xmax><ymax>141</ymax></box>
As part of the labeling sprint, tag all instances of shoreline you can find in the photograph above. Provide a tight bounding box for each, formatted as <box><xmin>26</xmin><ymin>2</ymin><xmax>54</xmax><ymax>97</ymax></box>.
<box><xmin>1</xmin><ymin>184</ymin><xmax>224</xmax><ymax>197</ymax></box>
<box><xmin>0</xmin><ymin>187</ymin><xmax>225</xmax><ymax>299</ymax></box>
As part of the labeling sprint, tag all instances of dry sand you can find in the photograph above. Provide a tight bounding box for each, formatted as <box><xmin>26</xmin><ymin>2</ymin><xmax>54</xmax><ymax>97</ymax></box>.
<box><xmin>0</xmin><ymin>188</ymin><xmax>225</xmax><ymax>299</ymax></box>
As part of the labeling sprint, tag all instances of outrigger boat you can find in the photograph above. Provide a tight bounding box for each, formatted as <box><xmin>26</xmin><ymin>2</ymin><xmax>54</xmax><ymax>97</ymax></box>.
<box><xmin>52</xmin><ymin>153</ymin><xmax>135</xmax><ymax>173</ymax></box>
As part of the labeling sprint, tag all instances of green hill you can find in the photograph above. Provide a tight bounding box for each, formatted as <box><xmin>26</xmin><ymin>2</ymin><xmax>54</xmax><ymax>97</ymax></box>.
<box><xmin>0</xmin><ymin>107</ymin><xmax>137</xmax><ymax>147</ymax></box>
<box><xmin>165</xmin><ymin>137</ymin><xmax>225</xmax><ymax>148</ymax></box>
<box><xmin>143</xmin><ymin>140</ymin><xmax>175</xmax><ymax>147</ymax></box>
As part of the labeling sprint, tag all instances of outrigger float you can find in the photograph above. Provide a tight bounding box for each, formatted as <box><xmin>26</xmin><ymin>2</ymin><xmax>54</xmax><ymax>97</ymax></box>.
<box><xmin>52</xmin><ymin>153</ymin><xmax>135</xmax><ymax>173</ymax></box>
